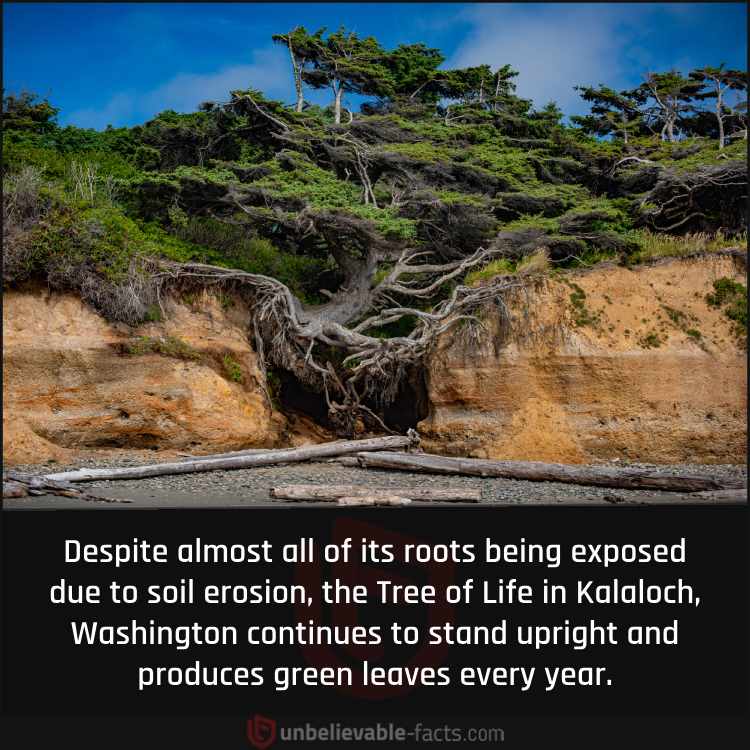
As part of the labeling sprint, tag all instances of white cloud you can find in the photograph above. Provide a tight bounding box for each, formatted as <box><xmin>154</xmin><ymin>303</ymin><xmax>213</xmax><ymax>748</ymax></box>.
<box><xmin>66</xmin><ymin>92</ymin><xmax>138</xmax><ymax>131</ymax></box>
<box><xmin>66</xmin><ymin>46</ymin><xmax>290</xmax><ymax>129</ymax></box>
<box><xmin>143</xmin><ymin>47</ymin><xmax>289</xmax><ymax>112</ymax></box>
<box><xmin>447</xmin><ymin>4</ymin><xmax>648</xmax><ymax>114</ymax></box>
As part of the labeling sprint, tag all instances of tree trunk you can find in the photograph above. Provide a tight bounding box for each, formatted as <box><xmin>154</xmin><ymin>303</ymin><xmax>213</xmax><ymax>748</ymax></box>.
<box><xmin>350</xmin><ymin>452</ymin><xmax>744</xmax><ymax>493</ymax></box>
<box><xmin>269</xmin><ymin>484</ymin><xmax>480</xmax><ymax>502</ymax></box>
<box><xmin>666</xmin><ymin>117</ymin><xmax>675</xmax><ymax>142</ymax></box>
<box><xmin>42</xmin><ymin>435</ymin><xmax>418</xmax><ymax>483</ymax></box>
<box><xmin>717</xmin><ymin>98</ymin><xmax>725</xmax><ymax>149</ymax></box>
<box><xmin>333</xmin><ymin>81</ymin><xmax>343</xmax><ymax>125</ymax></box>
<box><xmin>287</xmin><ymin>38</ymin><xmax>304</xmax><ymax>113</ymax></box>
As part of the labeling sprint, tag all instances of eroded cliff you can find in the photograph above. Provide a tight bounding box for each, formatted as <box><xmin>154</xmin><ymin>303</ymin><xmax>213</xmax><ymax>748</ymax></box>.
<box><xmin>3</xmin><ymin>286</ymin><xmax>283</xmax><ymax>465</ymax></box>
<box><xmin>419</xmin><ymin>253</ymin><xmax>746</xmax><ymax>464</ymax></box>
<box><xmin>3</xmin><ymin>253</ymin><xmax>746</xmax><ymax>466</ymax></box>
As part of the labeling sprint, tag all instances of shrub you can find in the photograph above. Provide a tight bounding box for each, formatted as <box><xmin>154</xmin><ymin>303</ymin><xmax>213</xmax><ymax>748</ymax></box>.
<box><xmin>516</xmin><ymin>248</ymin><xmax>550</xmax><ymax>275</ymax></box>
<box><xmin>465</xmin><ymin>258</ymin><xmax>515</xmax><ymax>285</ymax></box>
<box><xmin>124</xmin><ymin>335</ymin><xmax>201</xmax><ymax>360</ymax></box>
<box><xmin>706</xmin><ymin>277</ymin><xmax>747</xmax><ymax>335</ymax></box>
<box><xmin>638</xmin><ymin>331</ymin><xmax>664</xmax><ymax>349</ymax></box>
<box><xmin>222</xmin><ymin>354</ymin><xmax>244</xmax><ymax>383</ymax></box>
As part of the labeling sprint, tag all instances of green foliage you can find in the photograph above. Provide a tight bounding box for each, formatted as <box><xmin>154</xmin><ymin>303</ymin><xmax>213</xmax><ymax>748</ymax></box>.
<box><xmin>384</xmin><ymin>42</ymin><xmax>445</xmax><ymax>102</ymax></box>
<box><xmin>566</xmin><ymin>281</ymin><xmax>601</xmax><ymax>327</ymax></box>
<box><xmin>2</xmin><ymin>91</ymin><xmax>60</xmax><ymax>141</ymax></box>
<box><xmin>30</xmin><ymin>203</ymin><xmax>150</xmax><ymax>282</ymax></box>
<box><xmin>143</xmin><ymin>305</ymin><xmax>162</xmax><ymax>322</ymax></box>
<box><xmin>3</xmin><ymin>42</ymin><xmax>747</xmax><ymax>345</ymax></box>
<box><xmin>465</xmin><ymin>258</ymin><xmax>515</xmax><ymax>285</ymax></box>
<box><xmin>222</xmin><ymin>354</ymin><xmax>244</xmax><ymax>383</ymax></box>
<box><xmin>706</xmin><ymin>277</ymin><xmax>747</xmax><ymax>334</ymax></box>
<box><xmin>140</xmin><ymin>219</ymin><xmax>330</xmax><ymax>301</ymax></box>
<box><xmin>124</xmin><ymin>335</ymin><xmax>201</xmax><ymax>360</ymax></box>
<box><xmin>638</xmin><ymin>331</ymin><xmax>664</xmax><ymax>349</ymax></box>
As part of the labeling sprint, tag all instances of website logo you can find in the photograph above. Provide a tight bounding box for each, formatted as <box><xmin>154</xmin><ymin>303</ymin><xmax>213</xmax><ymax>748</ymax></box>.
<box><xmin>247</xmin><ymin>714</ymin><xmax>277</xmax><ymax>749</ymax></box>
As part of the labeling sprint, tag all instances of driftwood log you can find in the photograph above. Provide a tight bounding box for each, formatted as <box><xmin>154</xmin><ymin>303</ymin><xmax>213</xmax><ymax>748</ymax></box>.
<box><xmin>269</xmin><ymin>484</ymin><xmax>480</xmax><ymax>502</ymax></box>
<box><xmin>177</xmin><ymin>448</ymin><xmax>272</xmax><ymax>461</ymax></box>
<box><xmin>338</xmin><ymin>495</ymin><xmax>412</xmax><ymax>506</ymax></box>
<box><xmin>350</xmin><ymin>452</ymin><xmax>744</xmax><ymax>493</ymax></box>
<box><xmin>42</xmin><ymin>433</ymin><xmax>419</xmax><ymax>484</ymax></box>
<box><xmin>3</xmin><ymin>474</ymin><xmax>131</xmax><ymax>504</ymax></box>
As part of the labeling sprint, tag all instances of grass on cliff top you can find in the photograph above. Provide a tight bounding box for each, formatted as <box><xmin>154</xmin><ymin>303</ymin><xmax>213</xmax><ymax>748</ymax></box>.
<box><xmin>625</xmin><ymin>230</ymin><xmax>747</xmax><ymax>264</ymax></box>
<box><xmin>464</xmin><ymin>230</ymin><xmax>746</xmax><ymax>286</ymax></box>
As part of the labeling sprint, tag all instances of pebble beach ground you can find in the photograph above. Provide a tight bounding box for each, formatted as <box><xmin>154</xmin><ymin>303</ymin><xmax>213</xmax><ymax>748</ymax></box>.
<box><xmin>5</xmin><ymin>453</ymin><xmax>746</xmax><ymax>509</ymax></box>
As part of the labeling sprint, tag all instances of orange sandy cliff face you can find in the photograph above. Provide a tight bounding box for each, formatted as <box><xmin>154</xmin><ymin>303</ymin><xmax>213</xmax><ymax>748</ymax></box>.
<box><xmin>2</xmin><ymin>287</ymin><xmax>283</xmax><ymax>465</ymax></box>
<box><xmin>419</xmin><ymin>254</ymin><xmax>747</xmax><ymax>464</ymax></box>
<box><xmin>2</xmin><ymin>254</ymin><xmax>746</xmax><ymax>467</ymax></box>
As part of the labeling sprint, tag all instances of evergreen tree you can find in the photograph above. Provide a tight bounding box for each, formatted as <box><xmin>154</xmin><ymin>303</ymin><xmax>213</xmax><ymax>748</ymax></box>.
<box><xmin>572</xmin><ymin>84</ymin><xmax>645</xmax><ymax>143</ymax></box>
<box><xmin>272</xmin><ymin>26</ymin><xmax>322</xmax><ymax>113</ymax></box>
<box><xmin>489</xmin><ymin>64</ymin><xmax>521</xmax><ymax>113</ymax></box>
<box><xmin>639</xmin><ymin>71</ymin><xmax>704</xmax><ymax>142</ymax></box>
<box><xmin>689</xmin><ymin>65</ymin><xmax>748</xmax><ymax>148</ymax></box>
<box><xmin>301</xmin><ymin>28</ymin><xmax>393</xmax><ymax>124</ymax></box>
<box><xmin>384</xmin><ymin>43</ymin><xmax>445</xmax><ymax>103</ymax></box>
<box><xmin>2</xmin><ymin>91</ymin><xmax>59</xmax><ymax>141</ymax></box>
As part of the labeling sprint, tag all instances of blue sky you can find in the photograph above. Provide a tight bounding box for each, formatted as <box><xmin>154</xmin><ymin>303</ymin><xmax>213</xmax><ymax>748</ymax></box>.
<box><xmin>3</xmin><ymin>2</ymin><xmax>747</xmax><ymax>129</ymax></box>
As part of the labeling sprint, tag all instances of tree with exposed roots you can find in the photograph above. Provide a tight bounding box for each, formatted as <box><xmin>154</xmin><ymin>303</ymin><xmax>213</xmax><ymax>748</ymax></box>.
<box><xmin>149</xmin><ymin>242</ymin><xmax>518</xmax><ymax>434</ymax></box>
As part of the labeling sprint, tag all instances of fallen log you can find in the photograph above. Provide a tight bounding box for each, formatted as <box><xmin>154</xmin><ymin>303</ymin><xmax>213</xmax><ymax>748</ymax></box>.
<box><xmin>489</xmin><ymin>488</ymin><xmax>747</xmax><ymax>506</ymax></box>
<box><xmin>177</xmin><ymin>448</ymin><xmax>272</xmax><ymax>461</ymax></box>
<box><xmin>3</xmin><ymin>481</ymin><xmax>28</xmax><ymax>498</ymax></box>
<box><xmin>351</xmin><ymin>452</ymin><xmax>744</xmax><ymax>493</ymax></box>
<box><xmin>3</xmin><ymin>473</ymin><xmax>131</xmax><ymax>504</ymax></box>
<box><xmin>338</xmin><ymin>495</ymin><xmax>411</xmax><ymax>506</ymax></box>
<box><xmin>326</xmin><ymin>456</ymin><xmax>362</xmax><ymax>467</ymax></box>
<box><xmin>43</xmin><ymin>433</ymin><xmax>419</xmax><ymax>483</ymax></box>
<box><xmin>269</xmin><ymin>484</ymin><xmax>480</xmax><ymax>502</ymax></box>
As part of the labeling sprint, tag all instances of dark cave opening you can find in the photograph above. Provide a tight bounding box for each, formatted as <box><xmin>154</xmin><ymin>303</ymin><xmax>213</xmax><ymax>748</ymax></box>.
<box><xmin>275</xmin><ymin>369</ymin><xmax>329</xmax><ymax>424</ymax></box>
<box><xmin>273</xmin><ymin>365</ymin><xmax>430</xmax><ymax>433</ymax></box>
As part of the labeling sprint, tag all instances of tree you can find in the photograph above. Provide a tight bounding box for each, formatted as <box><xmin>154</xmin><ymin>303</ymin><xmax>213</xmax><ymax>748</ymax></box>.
<box><xmin>689</xmin><ymin>65</ymin><xmax>748</xmax><ymax>148</ymax></box>
<box><xmin>272</xmin><ymin>26</ymin><xmax>321</xmax><ymax>113</ymax></box>
<box><xmin>572</xmin><ymin>84</ymin><xmax>645</xmax><ymax>143</ymax></box>
<box><xmin>384</xmin><ymin>43</ymin><xmax>445</xmax><ymax>103</ymax></box>
<box><xmin>2</xmin><ymin>91</ymin><xmax>59</xmax><ymax>140</ymax></box>
<box><xmin>485</xmin><ymin>64</ymin><xmax>520</xmax><ymax>114</ymax></box>
<box><xmin>302</xmin><ymin>28</ymin><xmax>393</xmax><ymax>124</ymax></box>
<box><xmin>639</xmin><ymin>71</ymin><xmax>704</xmax><ymax>142</ymax></box>
<box><xmin>435</xmin><ymin>65</ymin><xmax>494</xmax><ymax>104</ymax></box>
<box><xmin>531</xmin><ymin>101</ymin><xmax>564</xmax><ymax>128</ymax></box>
